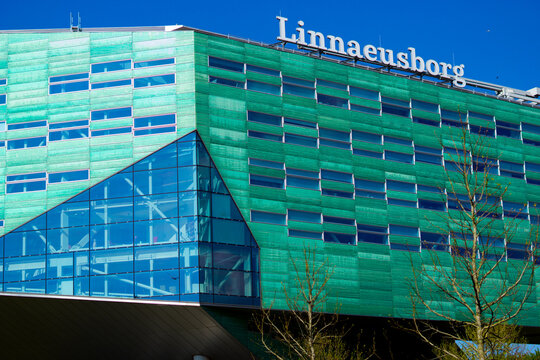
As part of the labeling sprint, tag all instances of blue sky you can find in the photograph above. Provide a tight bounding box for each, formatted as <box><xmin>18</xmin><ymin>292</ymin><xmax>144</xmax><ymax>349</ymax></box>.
<box><xmin>2</xmin><ymin>0</ymin><xmax>539</xmax><ymax>91</ymax></box>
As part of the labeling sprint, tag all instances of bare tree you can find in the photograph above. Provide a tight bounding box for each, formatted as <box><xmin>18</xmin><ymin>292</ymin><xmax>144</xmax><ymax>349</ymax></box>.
<box><xmin>255</xmin><ymin>244</ymin><xmax>373</xmax><ymax>360</ymax></box>
<box><xmin>410</xmin><ymin>121</ymin><xmax>538</xmax><ymax>360</ymax></box>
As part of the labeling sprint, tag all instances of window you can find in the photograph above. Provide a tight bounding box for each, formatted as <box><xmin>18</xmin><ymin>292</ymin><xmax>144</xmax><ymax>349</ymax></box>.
<box><xmin>389</xmin><ymin>225</ymin><xmax>418</xmax><ymax>237</ymax></box>
<box><xmin>317</xmin><ymin>93</ymin><xmax>348</xmax><ymax>109</ymax></box>
<box><xmin>251</xmin><ymin>210</ymin><xmax>285</xmax><ymax>225</ymax></box>
<box><xmin>422</xmin><ymin>232</ymin><xmax>449</xmax><ymax>251</ymax></box>
<box><xmin>350</xmin><ymin>104</ymin><xmax>381</xmax><ymax>115</ymax></box>
<box><xmin>523</xmin><ymin>138</ymin><xmax>540</xmax><ymax>147</ymax></box>
<box><xmin>208</xmin><ymin>76</ymin><xmax>244</xmax><ymax>88</ymax></box>
<box><xmin>417</xmin><ymin>184</ymin><xmax>443</xmax><ymax>194</ymax></box>
<box><xmin>387</xmin><ymin>198</ymin><xmax>417</xmax><ymax>208</ymax></box>
<box><xmin>526</xmin><ymin>162</ymin><xmax>540</xmax><ymax>173</ymax></box>
<box><xmin>8</xmin><ymin>137</ymin><xmax>46</xmax><ymax>150</ymax></box>
<box><xmin>134</xmin><ymin>114</ymin><xmax>176</xmax><ymax>136</ymax></box>
<box><xmin>8</xmin><ymin>120</ymin><xmax>47</xmax><ymax>130</ymax></box>
<box><xmin>384</xmin><ymin>136</ymin><xmax>412</xmax><ymax>147</ymax></box>
<box><xmin>415</xmin><ymin>145</ymin><xmax>442</xmax><ymax>165</ymax></box>
<box><xmin>352</xmin><ymin>130</ymin><xmax>382</xmax><ymax>144</ymax></box>
<box><xmin>208</xmin><ymin>56</ymin><xmax>244</xmax><ymax>73</ymax></box>
<box><xmin>496</xmin><ymin>120</ymin><xmax>520</xmax><ymax>139</ymax></box>
<box><xmin>284</xmin><ymin>117</ymin><xmax>317</xmax><ymax>129</ymax></box>
<box><xmin>472</xmin><ymin>155</ymin><xmax>498</xmax><ymax>174</ymax></box>
<box><xmin>48</xmin><ymin>170</ymin><xmax>89</xmax><ymax>183</ymax></box>
<box><xmin>246</xmin><ymin>80</ymin><xmax>280</xmax><ymax>95</ymax></box>
<box><xmin>469</xmin><ymin>125</ymin><xmax>495</xmax><ymax>137</ymax></box>
<box><xmin>321</xmin><ymin>169</ymin><xmax>352</xmax><ymax>184</ymax></box>
<box><xmin>441</xmin><ymin>109</ymin><xmax>466</xmax><ymax>128</ymax></box>
<box><xmin>49</xmin><ymin>127</ymin><xmax>89</xmax><ymax>141</ymax></box>
<box><xmin>447</xmin><ymin>193</ymin><xmax>471</xmax><ymax>211</ymax></box>
<box><xmin>319</xmin><ymin>128</ymin><xmax>350</xmax><ymax>149</ymax></box>
<box><xmin>499</xmin><ymin>160</ymin><xmax>524</xmax><ymax>179</ymax></box>
<box><xmin>249</xmin><ymin>174</ymin><xmax>284</xmax><ymax>189</ymax></box>
<box><xmin>477</xmin><ymin>195</ymin><xmax>501</xmax><ymax>218</ymax></box>
<box><xmin>0</xmin><ymin>94</ymin><xmax>5</xmax><ymax>105</ymax></box>
<box><xmin>468</xmin><ymin>111</ymin><xmax>493</xmax><ymax>121</ymax></box>
<box><xmin>247</xmin><ymin>111</ymin><xmax>281</xmax><ymax>126</ymax></box>
<box><xmin>134</xmin><ymin>74</ymin><xmax>175</xmax><ymax>88</ymax></box>
<box><xmin>91</xmin><ymin>107</ymin><xmax>132</xmax><ymax>121</ymax></box>
<box><xmin>248</xmin><ymin>130</ymin><xmax>282</xmax><ymax>142</ymax></box>
<box><xmin>91</xmin><ymin>79</ymin><xmax>132</xmax><ymax>89</ymax></box>
<box><xmin>381</xmin><ymin>97</ymin><xmax>410</xmax><ymax>118</ymax></box>
<box><xmin>349</xmin><ymin>86</ymin><xmax>379</xmax><ymax>101</ymax></box>
<box><xmin>91</xmin><ymin>60</ymin><xmax>131</xmax><ymax>73</ymax></box>
<box><xmin>49</xmin><ymin>73</ymin><xmax>89</xmax><ymax>94</ymax></box>
<box><xmin>412</xmin><ymin>99</ymin><xmax>439</xmax><ymax>113</ymax></box>
<box><xmin>134</xmin><ymin>58</ymin><xmax>175</xmax><ymax>68</ymax></box>
<box><xmin>246</xmin><ymin>64</ymin><xmax>280</xmax><ymax>77</ymax></box>
<box><xmin>282</xmin><ymin>76</ymin><xmax>315</xmax><ymax>98</ymax></box>
<box><xmin>503</xmin><ymin>201</ymin><xmax>528</xmax><ymax>220</ymax></box>
<box><xmin>353</xmin><ymin>148</ymin><xmax>383</xmax><ymax>159</ymax></box>
<box><xmin>249</xmin><ymin>158</ymin><xmax>284</xmax><ymax>170</ymax></box>
<box><xmin>355</xmin><ymin>179</ymin><xmax>385</xmax><ymax>199</ymax></box>
<box><xmin>418</xmin><ymin>199</ymin><xmax>446</xmax><ymax>211</ymax></box>
<box><xmin>507</xmin><ymin>242</ymin><xmax>530</xmax><ymax>260</ymax></box>
<box><xmin>527</xmin><ymin>178</ymin><xmax>540</xmax><ymax>186</ymax></box>
<box><xmin>323</xmin><ymin>215</ymin><xmax>355</xmax><ymax>226</ymax></box>
<box><xmin>357</xmin><ymin>224</ymin><xmax>388</xmax><ymax>245</ymax></box>
<box><xmin>289</xmin><ymin>229</ymin><xmax>322</xmax><ymax>240</ymax></box>
<box><xmin>321</xmin><ymin>189</ymin><xmax>353</xmax><ymax>198</ymax></box>
<box><xmin>91</xmin><ymin>127</ymin><xmax>132</xmax><ymax>137</ymax></box>
<box><xmin>385</xmin><ymin>151</ymin><xmax>413</xmax><ymax>163</ymax></box>
<box><xmin>413</xmin><ymin>116</ymin><xmax>439</xmax><ymax>127</ymax></box>
<box><xmin>286</xmin><ymin>168</ymin><xmax>319</xmax><ymax>190</ymax></box>
<box><xmin>284</xmin><ymin>133</ymin><xmax>317</xmax><ymax>147</ymax></box>
<box><xmin>317</xmin><ymin>79</ymin><xmax>347</xmax><ymax>91</ymax></box>
<box><xmin>6</xmin><ymin>172</ymin><xmax>47</xmax><ymax>194</ymax></box>
<box><xmin>386</xmin><ymin>180</ymin><xmax>415</xmax><ymax>193</ymax></box>
<box><xmin>522</xmin><ymin>122</ymin><xmax>540</xmax><ymax>135</ymax></box>
<box><xmin>0</xmin><ymin>78</ymin><xmax>6</xmax><ymax>86</ymax></box>
<box><xmin>288</xmin><ymin>209</ymin><xmax>321</xmax><ymax>223</ymax></box>
<box><xmin>324</xmin><ymin>232</ymin><xmax>356</xmax><ymax>245</ymax></box>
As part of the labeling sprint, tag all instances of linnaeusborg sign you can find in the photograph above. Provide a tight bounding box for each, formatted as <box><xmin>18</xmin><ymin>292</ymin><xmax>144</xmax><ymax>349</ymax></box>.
<box><xmin>277</xmin><ymin>16</ymin><xmax>466</xmax><ymax>87</ymax></box>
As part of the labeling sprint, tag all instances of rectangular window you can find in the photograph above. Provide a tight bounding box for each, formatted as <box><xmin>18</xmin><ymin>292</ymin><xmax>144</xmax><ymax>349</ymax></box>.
<box><xmin>48</xmin><ymin>170</ymin><xmax>89</xmax><ymax>183</ymax></box>
<box><xmin>133</xmin><ymin>114</ymin><xmax>176</xmax><ymax>136</ymax></box>
<box><xmin>477</xmin><ymin>195</ymin><xmax>501</xmax><ymax>219</ymax></box>
<box><xmin>249</xmin><ymin>174</ymin><xmax>284</xmax><ymax>189</ymax></box>
<box><xmin>317</xmin><ymin>79</ymin><xmax>347</xmax><ymax>91</ymax></box>
<box><xmin>289</xmin><ymin>229</ymin><xmax>322</xmax><ymax>240</ymax></box>
<box><xmin>387</xmin><ymin>180</ymin><xmax>415</xmax><ymax>193</ymax></box>
<box><xmin>381</xmin><ymin>97</ymin><xmax>410</xmax><ymax>118</ymax></box>
<box><xmin>503</xmin><ymin>201</ymin><xmax>528</xmax><ymax>220</ymax></box>
<box><xmin>527</xmin><ymin>178</ymin><xmax>540</xmax><ymax>186</ymax></box>
<box><xmin>288</xmin><ymin>209</ymin><xmax>321</xmax><ymax>223</ymax></box>
<box><xmin>91</xmin><ymin>107</ymin><xmax>132</xmax><ymax>121</ymax></box>
<box><xmin>286</xmin><ymin>168</ymin><xmax>319</xmax><ymax>190</ymax></box>
<box><xmin>445</xmin><ymin>160</ymin><xmax>469</xmax><ymax>173</ymax></box>
<box><xmin>350</xmin><ymin>104</ymin><xmax>380</xmax><ymax>115</ymax></box>
<box><xmin>323</xmin><ymin>215</ymin><xmax>355</xmax><ymax>226</ymax></box>
<box><xmin>8</xmin><ymin>120</ymin><xmax>47</xmax><ymax>130</ymax></box>
<box><xmin>355</xmin><ymin>179</ymin><xmax>385</xmax><ymax>199</ymax></box>
<box><xmin>49</xmin><ymin>119</ymin><xmax>88</xmax><ymax>129</ymax></box>
<box><xmin>441</xmin><ymin>109</ymin><xmax>466</xmax><ymax>128</ymax></box>
<box><xmin>134</xmin><ymin>58</ymin><xmax>175</xmax><ymax>68</ymax></box>
<box><xmin>49</xmin><ymin>128</ymin><xmax>89</xmax><ymax>141</ymax></box>
<box><xmin>249</xmin><ymin>158</ymin><xmax>284</xmax><ymax>170</ymax></box>
<box><xmin>317</xmin><ymin>93</ymin><xmax>348</xmax><ymax>109</ymax></box>
<box><xmin>499</xmin><ymin>160</ymin><xmax>524</xmax><ymax>179</ymax></box>
<box><xmin>526</xmin><ymin>162</ymin><xmax>540</xmax><ymax>173</ymax></box>
<box><xmin>415</xmin><ymin>145</ymin><xmax>442</xmax><ymax>165</ymax></box>
<box><xmin>496</xmin><ymin>120</ymin><xmax>520</xmax><ymax>139</ymax></box>
<box><xmin>248</xmin><ymin>130</ymin><xmax>282</xmax><ymax>142</ymax></box>
<box><xmin>417</xmin><ymin>184</ymin><xmax>443</xmax><ymax>194</ymax></box>
<box><xmin>321</xmin><ymin>188</ymin><xmax>354</xmax><ymax>198</ymax></box>
<box><xmin>208</xmin><ymin>56</ymin><xmax>244</xmax><ymax>73</ymax></box>
<box><xmin>91</xmin><ymin>79</ymin><xmax>132</xmax><ymax>89</ymax></box>
<box><xmin>91</xmin><ymin>60</ymin><xmax>131</xmax><ymax>73</ymax></box>
<box><xmin>247</xmin><ymin>111</ymin><xmax>281</xmax><ymax>126</ymax></box>
<box><xmin>389</xmin><ymin>224</ymin><xmax>418</xmax><ymax>237</ymax></box>
<box><xmin>507</xmin><ymin>243</ymin><xmax>530</xmax><ymax>260</ymax></box>
<box><xmin>251</xmin><ymin>210</ymin><xmax>285</xmax><ymax>225</ymax></box>
<box><xmin>246</xmin><ymin>80</ymin><xmax>280</xmax><ymax>96</ymax></box>
<box><xmin>8</xmin><ymin>137</ymin><xmax>46</xmax><ymax>150</ymax></box>
<box><xmin>387</xmin><ymin>198</ymin><xmax>417</xmax><ymax>208</ymax></box>
<box><xmin>321</xmin><ymin>169</ymin><xmax>352</xmax><ymax>184</ymax></box>
<box><xmin>523</xmin><ymin>138</ymin><xmax>540</xmax><ymax>147</ymax></box>
<box><xmin>49</xmin><ymin>73</ymin><xmax>89</xmax><ymax>94</ymax></box>
<box><xmin>0</xmin><ymin>94</ymin><xmax>5</xmax><ymax>105</ymax></box>
<box><xmin>246</xmin><ymin>64</ymin><xmax>280</xmax><ymax>77</ymax></box>
<box><xmin>353</xmin><ymin>148</ymin><xmax>383</xmax><ymax>159</ymax></box>
<box><xmin>282</xmin><ymin>76</ymin><xmax>315</xmax><ymax>98</ymax></box>
<box><xmin>468</xmin><ymin>111</ymin><xmax>493</xmax><ymax>121</ymax></box>
<box><xmin>349</xmin><ymin>86</ymin><xmax>379</xmax><ymax>101</ymax></box>
<box><xmin>412</xmin><ymin>99</ymin><xmax>439</xmax><ymax>113</ymax></box>
<box><xmin>352</xmin><ymin>130</ymin><xmax>382</xmax><ymax>144</ymax></box>
<box><xmin>357</xmin><ymin>225</ymin><xmax>388</xmax><ymax>245</ymax></box>
<box><xmin>134</xmin><ymin>127</ymin><xmax>176</xmax><ymax>136</ymax></box>
<box><xmin>208</xmin><ymin>76</ymin><xmax>245</xmax><ymax>88</ymax></box>
<box><xmin>469</xmin><ymin>125</ymin><xmax>495</xmax><ymax>137</ymax></box>
<box><xmin>284</xmin><ymin>117</ymin><xmax>317</xmax><ymax>129</ymax></box>
<box><xmin>522</xmin><ymin>122</ymin><xmax>540</xmax><ymax>135</ymax></box>
<box><xmin>447</xmin><ymin>193</ymin><xmax>471</xmax><ymax>211</ymax></box>
<box><xmin>6</xmin><ymin>172</ymin><xmax>47</xmax><ymax>194</ymax></box>
<box><xmin>284</xmin><ymin>133</ymin><xmax>317</xmax><ymax>147</ymax></box>
<box><xmin>418</xmin><ymin>199</ymin><xmax>446</xmax><ymax>211</ymax></box>
<box><xmin>422</xmin><ymin>232</ymin><xmax>449</xmax><ymax>251</ymax></box>
<box><xmin>472</xmin><ymin>155</ymin><xmax>498</xmax><ymax>174</ymax></box>
<box><xmin>134</xmin><ymin>74</ymin><xmax>175</xmax><ymax>88</ymax></box>
<box><xmin>324</xmin><ymin>232</ymin><xmax>356</xmax><ymax>245</ymax></box>
<box><xmin>385</xmin><ymin>151</ymin><xmax>413</xmax><ymax>163</ymax></box>
<box><xmin>0</xmin><ymin>78</ymin><xmax>6</xmax><ymax>86</ymax></box>
<box><xmin>91</xmin><ymin>127</ymin><xmax>132</xmax><ymax>137</ymax></box>
<box><xmin>413</xmin><ymin>116</ymin><xmax>439</xmax><ymax>127</ymax></box>
<box><xmin>384</xmin><ymin>136</ymin><xmax>412</xmax><ymax>147</ymax></box>
<box><xmin>319</xmin><ymin>128</ymin><xmax>351</xmax><ymax>150</ymax></box>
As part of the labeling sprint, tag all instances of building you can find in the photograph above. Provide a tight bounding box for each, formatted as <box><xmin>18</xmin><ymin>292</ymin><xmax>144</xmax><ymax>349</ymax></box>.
<box><xmin>0</xmin><ymin>22</ymin><xmax>540</xmax><ymax>358</ymax></box>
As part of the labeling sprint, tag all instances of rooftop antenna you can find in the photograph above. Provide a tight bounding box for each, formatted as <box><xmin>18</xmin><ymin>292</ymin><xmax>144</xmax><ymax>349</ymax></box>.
<box><xmin>70</xmin><ymin>12</ymin><xmax>82</xmax><ymax>32</ymax></box>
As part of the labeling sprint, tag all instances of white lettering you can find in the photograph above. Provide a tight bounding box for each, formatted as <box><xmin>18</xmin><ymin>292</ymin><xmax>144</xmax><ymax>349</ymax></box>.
<box><xmin>307</xmin><ymin>30</ymin><xmax>326</xmax><ymax>49</ymax></box>
<box><xmin>426</xmin><ymin>59</ymin><xmax>440</xmax><ymax>76</ymax></box>
<box><xmin>347</xmin><ymin>40</ymin><xmax>362</xmax><ymax>58</ymax></box>
<box><xmin>276</xmin><ymin>16</ymin><xmax>297</xmax><ymax>42</ymax></box>
<box><xmin>363</xmin><ymin>44</ymin><xmax>377</xmax><ymax>61</ymax></box>
<box><xmin>296</xmin><ymin>21</ymin><xmax>307</xmax><ymax>45</ymax></box>
<box><xmin>327</xmin><ymin>35</ymin><xmax>346</xmax><ymax>55</ymax></box>
<box><xmin>378</xmin><ymin>47</ymin><xmax>396</xmax><ymax>66</ymax></box>
<box><xmin>452</xmin><ymin>65</ymin><xmax>466</xmax><ymax>87</ymax></box>
<box><xmin>396</xmin><ymin>52</ymin><xmax>409</xmax><ymax>69</ymax></box>
<box><xmin>408</xmin><ymin>47</ymin><xmax>425</xmax><ymax>72</ymax></box>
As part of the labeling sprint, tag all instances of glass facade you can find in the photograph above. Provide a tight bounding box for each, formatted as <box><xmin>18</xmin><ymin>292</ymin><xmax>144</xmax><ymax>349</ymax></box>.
<box><xmin>0</xmin><ymin>132</ymin><xmax>260</xmax><ymax>306</ymax></box>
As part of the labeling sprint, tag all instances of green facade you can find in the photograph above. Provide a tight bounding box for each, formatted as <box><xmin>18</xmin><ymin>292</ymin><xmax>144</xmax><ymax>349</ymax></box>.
<box><xmin>1</xmin><ymin>28</ymin><xmax>540</xmax><ymax>326</ymax></box>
